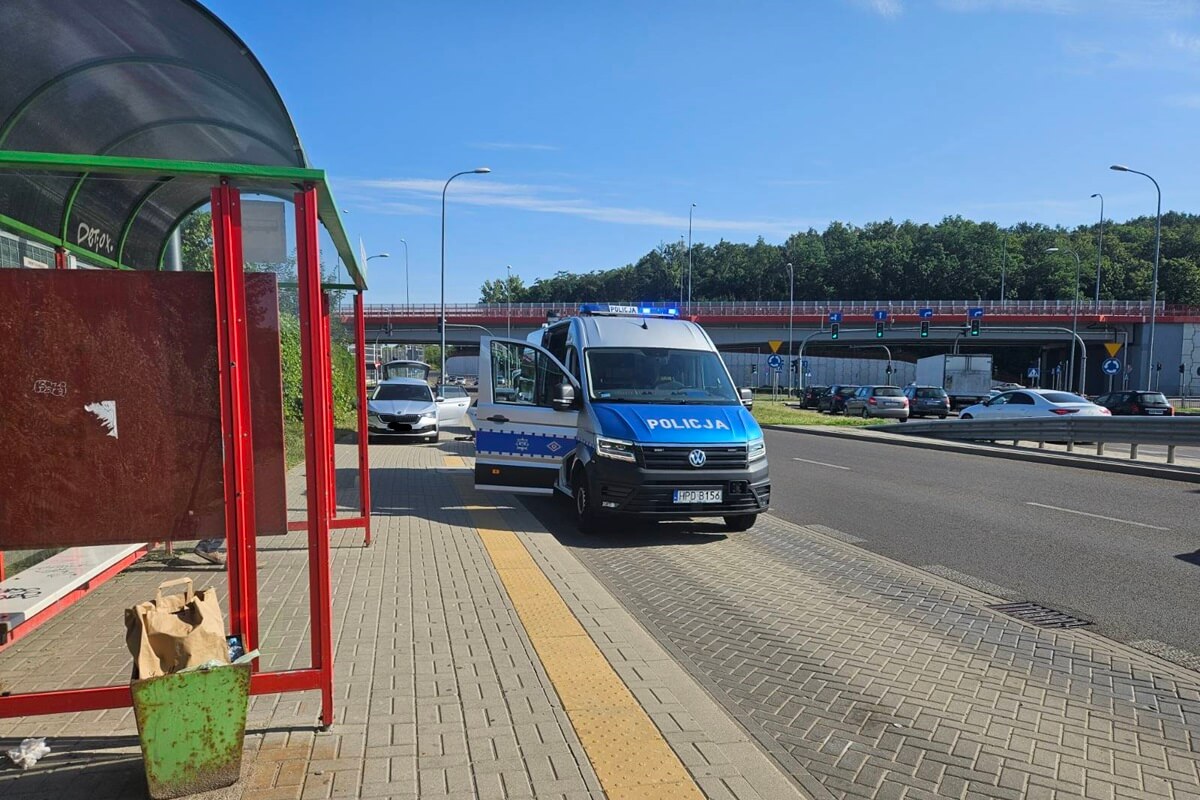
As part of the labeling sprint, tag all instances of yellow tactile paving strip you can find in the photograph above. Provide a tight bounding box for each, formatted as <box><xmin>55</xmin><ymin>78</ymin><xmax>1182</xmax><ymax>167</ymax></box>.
<box><xmin>449</xmin><ymin>471</ymin><xmax>704</xmax><ymax>800</ymax></box>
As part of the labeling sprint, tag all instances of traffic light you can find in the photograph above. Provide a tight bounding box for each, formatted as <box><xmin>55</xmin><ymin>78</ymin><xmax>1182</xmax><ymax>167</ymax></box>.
<box><xmin>969</xmin><ymin>318</ymin><xmax>980</xmax><ymax>336</ymax></box>
<box><xmin>750</xmin><ymin>364</ymin><xmax>758</xmax><ymax>375</ymax></box>
<box><xmin>1180</xmin><ymin>364</ymin><xmax>1186</xmax><ymax>374</ymax></box>
<box><xmin>875</xmin><ymin>321</ymin><xmax>885</xmax><ymax>338</ymax></box>
<box><xmin>920</xmin><ymin>320</ymin><xmax>929</xmax><ymax>338</ymax></box>
<box><xmin>830</xmin><ymin>322</ymin><xmax>839</xmax><ymax>340</ymax></box>
<box><xmin>791</xmin><ymin>359</ymin><xmax>798</xmax><ymax>374</ymax></box>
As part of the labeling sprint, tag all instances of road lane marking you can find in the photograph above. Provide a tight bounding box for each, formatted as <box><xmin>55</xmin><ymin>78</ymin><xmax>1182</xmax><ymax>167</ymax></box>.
<box><xmin>1025</xmin><ymin>502</ymin><xmax>1169</xmax><ymax>531</ymax></box>
<box><xmin>792</xmin><ymin>457</ymin><xmax>851</xmax><ymax>470</ymax></box>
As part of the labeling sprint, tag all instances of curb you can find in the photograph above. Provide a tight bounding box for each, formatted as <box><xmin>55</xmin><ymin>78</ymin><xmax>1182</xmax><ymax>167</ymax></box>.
<box><xmin>761</xmin><ymin>423</ymin><xmax>1200</xmax><ymax>483</ymax></box>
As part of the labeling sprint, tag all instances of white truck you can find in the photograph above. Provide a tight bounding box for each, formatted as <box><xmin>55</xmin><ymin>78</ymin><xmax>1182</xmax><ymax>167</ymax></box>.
<box><xmin>914</xmin><ymin>354</ymin><xmax>993</xmax><ymax>408</ymax></box>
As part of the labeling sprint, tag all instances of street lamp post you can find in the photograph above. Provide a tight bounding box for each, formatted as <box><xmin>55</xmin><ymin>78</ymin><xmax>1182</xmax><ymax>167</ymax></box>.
<box><xmin>1110</xmin><ymin>165</ymin><xmax>1162</xmax><ymax>391</ymax></box>
<box><xmin>687</xmin><ymin>203</ymin><xmax>696</xmax><ymax>314</ymax></box>
<box><xmin>505</xmin><ymin>264</ymin><xmax>513</xmax><ymax>338</ymax></box>
<box><xmin>399</xmin><ymin>239</ymin><xmax>409</xmax><ymax>310</ymax></box>
<box><xmin>785</xmin><ymin>262</ymin><xmax>795</xmax><ymax>396</ymax></box>
<box><xmin>364</xmin><ymin>253</ymin><xmax>390</xmax><ymax>363</ymax></box>
<box><xmin>441</xmin><ymin>168</ymin><xmax>491</xmax><ymax>382</ymax></box>
<box><xmin>1089</xmin><ymin>194</ymin><xmax>1104</xmax><ymax>306</ymax></box>
<box><xmin>1045</xmin><ymin>246</ymin><xmax>1085</xmax><ymax>393</ymax></box>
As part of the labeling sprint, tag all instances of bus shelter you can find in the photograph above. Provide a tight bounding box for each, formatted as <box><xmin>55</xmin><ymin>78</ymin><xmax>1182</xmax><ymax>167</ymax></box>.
<box><xmin>0</xmin><ymin>0</ymin><xmax>375</xmax><ymax>728</ymax></box>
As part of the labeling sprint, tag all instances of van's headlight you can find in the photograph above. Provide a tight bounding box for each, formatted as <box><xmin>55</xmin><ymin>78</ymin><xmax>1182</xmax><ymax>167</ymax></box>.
<box><xmin>596</xmin><ymin>436</ymin><xmax>637</xmax><ymax>462</ymax></box>
<box><xmin>748</xmin><ymin>437</ymin><xmax>766</xmax><ymax>462</ymax></box>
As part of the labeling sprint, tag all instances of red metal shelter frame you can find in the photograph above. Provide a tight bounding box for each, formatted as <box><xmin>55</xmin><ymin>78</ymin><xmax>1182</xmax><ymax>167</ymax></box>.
<box><xmin>0</xmin><ymin>160</ymin><xmax>373</xmax><ymax>729</ymax></box>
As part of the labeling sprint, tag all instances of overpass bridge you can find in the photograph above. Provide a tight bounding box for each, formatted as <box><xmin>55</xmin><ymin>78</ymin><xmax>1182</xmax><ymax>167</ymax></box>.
<box><xmin>342</xmin><ymin>300</ymin><xmax>1200</xmax><ymax>395</ymax></box>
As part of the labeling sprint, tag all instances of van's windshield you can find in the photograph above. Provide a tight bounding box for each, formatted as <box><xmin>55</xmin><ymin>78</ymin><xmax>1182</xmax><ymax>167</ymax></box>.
<box><xmin>585</xmin><ymin>347</ymin><xmax>738</xmax><ymax>404</ymax></box>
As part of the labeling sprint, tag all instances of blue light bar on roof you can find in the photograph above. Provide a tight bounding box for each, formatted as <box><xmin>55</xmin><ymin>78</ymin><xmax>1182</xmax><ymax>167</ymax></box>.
<box><xmin>578</xmin><ymin>303</ymin><xmax>680</xmax><ymax>318</ymax></box>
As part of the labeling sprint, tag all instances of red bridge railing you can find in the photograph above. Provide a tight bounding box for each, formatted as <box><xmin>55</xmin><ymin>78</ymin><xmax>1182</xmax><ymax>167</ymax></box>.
<box><xmin>338</xmin><ymin>299</ymin><xmax>1199</xmax><ymax>323</ymax></box>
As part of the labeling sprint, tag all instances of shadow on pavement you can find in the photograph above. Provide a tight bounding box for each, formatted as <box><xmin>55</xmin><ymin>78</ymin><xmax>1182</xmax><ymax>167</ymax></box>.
<box><xmin>1174</xmin><ymin>550</ymin><xmax>1200</xmax><ymax>566</ymax></box>
<box><xmin>518</xmin><ymin>496</ymin><xmax>730</xmax><ymax>549</ymax></box>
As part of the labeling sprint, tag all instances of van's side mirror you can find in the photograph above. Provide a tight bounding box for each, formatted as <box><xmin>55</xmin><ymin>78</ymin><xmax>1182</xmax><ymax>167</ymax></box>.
<box><xmin>739</xmin><ymin>388</ymin><xmax>754</xmax><ymax>411</ymax></box>
<box><xmin>552</xmin><ymin>383</ymin><xmax>576</xmax><ymax>411</ymax></box>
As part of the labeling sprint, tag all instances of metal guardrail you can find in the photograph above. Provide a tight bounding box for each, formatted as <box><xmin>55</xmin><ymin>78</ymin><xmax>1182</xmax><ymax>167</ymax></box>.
<box><xmin>880</xmin><ymin>416</ymin><xmax>1200</xmax><ymax>463</ymax></box>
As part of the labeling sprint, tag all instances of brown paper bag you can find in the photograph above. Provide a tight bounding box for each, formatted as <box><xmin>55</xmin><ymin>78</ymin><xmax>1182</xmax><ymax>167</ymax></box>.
<box><xmin>125</xmin><ymin>577</ymin><xmax>230</xmax><ymax>679</ymax></box>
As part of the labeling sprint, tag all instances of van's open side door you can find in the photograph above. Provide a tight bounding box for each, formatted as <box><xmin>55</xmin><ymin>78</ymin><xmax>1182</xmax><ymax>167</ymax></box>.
<box><xmin>474</xmin><ymin>337</ymin><xmax>579</xmax><ymax>494</ymax></box>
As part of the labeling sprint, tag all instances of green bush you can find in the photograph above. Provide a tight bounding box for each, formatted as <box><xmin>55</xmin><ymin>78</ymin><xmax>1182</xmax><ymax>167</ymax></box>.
<box><xmin>278</xmin><ymin>311</ymin><xmax>357</xmax><ymax>429</ymax></box>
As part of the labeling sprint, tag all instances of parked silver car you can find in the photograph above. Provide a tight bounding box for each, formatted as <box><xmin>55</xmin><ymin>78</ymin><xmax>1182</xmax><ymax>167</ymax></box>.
<box><xmin>845</xmin><ymin>385</ymin><xmax>910</xmax><ymax>421</ymax></box>
<box><xmin>367</xmin><ymin>378</ymin><xmax>440</xmax><ymax>442</ymax></box>
<box><xmin>434</xmin><ymin>383</ymin><xmax>473</xmax><ymax>425</ymax></box>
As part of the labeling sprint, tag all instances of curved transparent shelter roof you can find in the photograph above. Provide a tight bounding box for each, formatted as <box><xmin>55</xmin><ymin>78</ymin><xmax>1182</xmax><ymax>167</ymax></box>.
<box><xmin>0</xmin><ymin>0</ymin><xmax>362</xmax><ymax>285</ymax></box>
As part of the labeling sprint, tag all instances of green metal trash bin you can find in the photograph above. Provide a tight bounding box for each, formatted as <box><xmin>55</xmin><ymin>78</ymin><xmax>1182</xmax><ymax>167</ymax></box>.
<box><xmin>131</xmin><ymin>662</ymin><xmax>251</xmax><ymax>800</ymax></box>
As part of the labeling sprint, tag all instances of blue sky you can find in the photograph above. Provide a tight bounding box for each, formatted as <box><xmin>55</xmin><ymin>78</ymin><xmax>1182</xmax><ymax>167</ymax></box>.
<box><xmin>208</xmin><ymin>0</ymin><xmax>1200</xmax><ymax>303</ymax></box>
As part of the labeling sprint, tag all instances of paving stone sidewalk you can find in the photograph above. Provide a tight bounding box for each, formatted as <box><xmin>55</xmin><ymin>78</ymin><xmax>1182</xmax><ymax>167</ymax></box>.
<box><xmin>0</xmin><ymin>434</ymin><xmax>801</xmax><ymax>800</ymax></box>
<box><xmin>561</xmin><ymin>513</ymin><xmax>1200</xmax><ymax>800</ymax></box>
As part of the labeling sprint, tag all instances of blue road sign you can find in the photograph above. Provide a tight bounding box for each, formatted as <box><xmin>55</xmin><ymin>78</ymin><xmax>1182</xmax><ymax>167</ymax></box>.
<box><xmin>1102</xmin><ymin>358</ymin><xmax>1121</xmax><ymax>375</ymax></box>
<box><xmin>767</xmin><ymin>354</ymin><xmax>783</xmax><ymax>370</ymax></box>
<box><xmin>968</xmin><ymin>307</ymin><xmax>985</xmax><ymax>319</ymax></box>
<box><xmin>1027</xmin><ymin>367</ymin><xmax>1040</xmax><ymax>379</ymax></box>
<box><xmin>873</xmin><ymin>309</ymin><xmax>889</xmax><ymax>321</ymax></box>
<box><xmin>801</xmin><ymin>359</ymin><xmax>810</xmax><ymax>372</ymax></box>
<box><xmin>918</xmin><ymin>308</ymin><xmax>934</xmax><ymax>319</ymax></box>
<box><xmin>828</xmin><ymin>311</ymin><xmax>843</xmax><ymax>323</ymax></box>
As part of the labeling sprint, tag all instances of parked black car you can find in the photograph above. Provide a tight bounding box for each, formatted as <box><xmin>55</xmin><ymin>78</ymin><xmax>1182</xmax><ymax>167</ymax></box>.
<box><xmin>802</xmin><ymin>385</ymin><xmax>830</xmax><ymax>409</ymax></box>
<box><xmin>819</xmin><ymin>384</ymin><xmax>860</xmax><ymax>415</ymax></box>
<box><xmin>903</xmin><ymin>385</ymin><xmax>951</xmax><ymax>419</ymax></box>
<box><xmin>1091</xmin><ymin>391</ymin><xmax>1175</xmax><ymax>416</ymax></box>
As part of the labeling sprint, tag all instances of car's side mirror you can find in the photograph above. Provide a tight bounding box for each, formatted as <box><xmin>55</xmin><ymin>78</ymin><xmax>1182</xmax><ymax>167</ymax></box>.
<box><xmin>552</xmin><ymin>383</ymin><xmax>576</xmax><ymax>411</ymax></box>
<box><xmin>436</xmin><ymin>396</ymin><xmax>445</xmax><ymax>403</ymax></box>
<box><xmin>739</xmin><ymin>388</ymin><xmax>754</xmax><ymax>411</ymax></box>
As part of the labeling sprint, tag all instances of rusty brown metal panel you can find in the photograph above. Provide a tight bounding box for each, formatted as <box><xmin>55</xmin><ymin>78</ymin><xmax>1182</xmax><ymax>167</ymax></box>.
<box><xmin>0</xmin><ymin>270</ymin><xmax>286</xmax><ymax>547</ymax></box>
<box><xmin>245</xmin><ymin>272</ymin><xmax>287</xmax><ymax>536</ymax></box>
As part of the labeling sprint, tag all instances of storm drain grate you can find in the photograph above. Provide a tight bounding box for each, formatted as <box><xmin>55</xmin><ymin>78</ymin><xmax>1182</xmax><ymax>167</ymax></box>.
<box><xmin>987</xmin><ymin>601</ymin><xmax>1092</xmax><ymax>629</ymax></box>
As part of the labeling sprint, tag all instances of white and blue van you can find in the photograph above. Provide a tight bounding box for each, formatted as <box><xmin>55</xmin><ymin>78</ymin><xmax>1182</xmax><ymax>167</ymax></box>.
<box><xmin>472</xmin><ymin>304</ymin><xmax>769</xmax><ymax>533</ymax></box>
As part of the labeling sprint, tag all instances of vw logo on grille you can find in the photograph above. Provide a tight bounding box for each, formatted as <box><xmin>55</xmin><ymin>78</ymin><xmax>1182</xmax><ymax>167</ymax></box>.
<box><xmin>688</xmin><ymin>449</ymin><xmax>707</xmax><ymax>468</ymax></box>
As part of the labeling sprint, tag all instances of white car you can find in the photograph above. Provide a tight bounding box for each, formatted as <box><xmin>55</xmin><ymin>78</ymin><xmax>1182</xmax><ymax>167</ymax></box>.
<box><xmin>435</xmin><ymin>383</ymin><xmax>472</xmax><ymax>425</ymax></box>
<box><xmin>959</xmin><ymin>389</ymin><xmax>1111</xmax><ymax>420</ymax></box>
<box><xmin>366</xmin><ymin>378</ymin><xmax>440</xmax><ymax>442</ymax></box>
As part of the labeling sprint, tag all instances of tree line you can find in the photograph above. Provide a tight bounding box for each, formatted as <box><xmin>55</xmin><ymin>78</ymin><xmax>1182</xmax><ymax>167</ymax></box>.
<box><xmin>479</xmin><ymin>214</ymin><xmax>1200</xmax><ymax>306</ymax></box>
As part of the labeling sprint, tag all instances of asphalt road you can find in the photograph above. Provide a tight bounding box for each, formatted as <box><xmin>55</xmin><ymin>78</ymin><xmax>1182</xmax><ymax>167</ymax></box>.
<box><xmin>762</xmin><ymin>429</ymin><xmax>1200</xmax><ymax>654</ymax></box>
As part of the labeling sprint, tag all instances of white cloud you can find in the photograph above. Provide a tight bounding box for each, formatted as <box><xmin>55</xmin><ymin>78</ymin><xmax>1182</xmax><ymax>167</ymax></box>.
<box><xmin>1164</xmin><ymin>93</ymin><xmax>1200</xmax><ymax>108</ymax></box>
<box><xmin>938</xmin><ymin>0</ymin><xmax>1077</xmax><ymax>12</ymax></box>
<box><xmin>1167</xmin><ymin>30</ymin><xmax>1200</xmax><ymax>54</ymax></box>
<box><xmin>847</xmin><ymin>0</ymin><xmax>903</xmax><ymax>17</ymax></box>
<box><xmin>345</xmin><ymin>177</ymin><xmax>813</xmax><ymax>235</ymax></box>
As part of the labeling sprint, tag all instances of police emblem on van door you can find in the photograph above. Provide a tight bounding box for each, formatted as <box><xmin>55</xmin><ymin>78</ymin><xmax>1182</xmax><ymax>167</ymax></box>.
<box><xmin>688</xmin><ymin>449</ymin><xmax>706</xmax><ymax>467</ymax></box>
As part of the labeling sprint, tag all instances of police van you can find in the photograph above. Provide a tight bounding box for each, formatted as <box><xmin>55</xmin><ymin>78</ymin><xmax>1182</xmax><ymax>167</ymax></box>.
<box><xmin>472</xmin><ymin>304</ymin><xmax>769</xmax><ymax>533</ymax></box>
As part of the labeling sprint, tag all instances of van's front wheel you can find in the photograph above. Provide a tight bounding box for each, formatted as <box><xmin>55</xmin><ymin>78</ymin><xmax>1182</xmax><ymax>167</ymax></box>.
<box><xmin>724</xmin><ymin>514</ymin><xmax>757</xmax><ymax>532</ymax></box>
<box><xmin>572</xmin><ymin>469</ymin><xmax>602</xmax><ymax>535</ymax></box>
